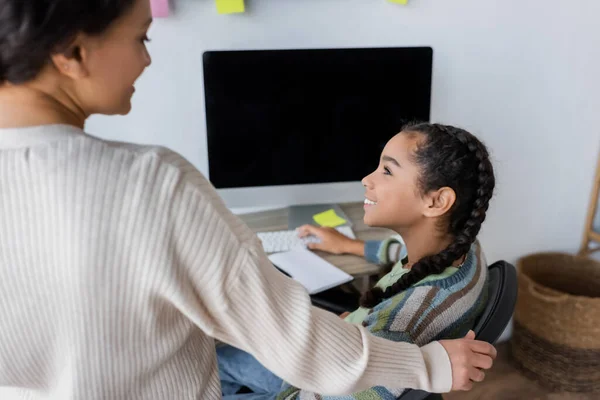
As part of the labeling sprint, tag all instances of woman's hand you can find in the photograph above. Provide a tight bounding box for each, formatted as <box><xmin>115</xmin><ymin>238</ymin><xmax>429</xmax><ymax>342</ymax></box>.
<box><xmin>439</xmin><ymin>330</ymin><xmax>497</xmax><ymax>391</ymax></box>
<box><xmin>297</xmin><ymin>225</ymin><xmax>365</xmax><ymax>256</ymax></box>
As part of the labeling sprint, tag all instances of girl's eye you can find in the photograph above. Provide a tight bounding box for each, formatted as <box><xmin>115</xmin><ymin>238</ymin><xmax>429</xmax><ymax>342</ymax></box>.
<box><xmin>383</xmin><ymin>166</ymin><xmax>392</xmax><ymax>175</ymax></box>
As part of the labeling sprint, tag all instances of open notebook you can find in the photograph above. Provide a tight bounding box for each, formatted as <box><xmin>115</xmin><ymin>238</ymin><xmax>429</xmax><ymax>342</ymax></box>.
<box><xmin>268</xmin><ymin>248</ymin><xmax>354</xmax><ymax>295</ymax></box>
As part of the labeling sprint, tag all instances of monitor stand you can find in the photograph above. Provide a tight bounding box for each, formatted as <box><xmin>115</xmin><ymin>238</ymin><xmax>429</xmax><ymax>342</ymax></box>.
<box><xmin>287</xmin><ymin>203</ymin><xmax>352</xmax><ymax>230</ymax></box>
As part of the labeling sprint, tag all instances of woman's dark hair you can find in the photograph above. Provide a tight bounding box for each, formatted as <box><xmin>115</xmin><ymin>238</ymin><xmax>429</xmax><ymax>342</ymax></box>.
<box><xmin>0</xmin><ymin>0</ymin><xmax>136</xmax><ymax>84</ymax></box>
<box><xmin>360</xmin><ymin>123</ymin><xmax>495</xmax><ymax>308</ymax></box>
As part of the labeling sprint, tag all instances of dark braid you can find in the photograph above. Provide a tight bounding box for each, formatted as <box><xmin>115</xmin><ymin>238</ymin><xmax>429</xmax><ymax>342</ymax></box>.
<box><xmin>360</xmin><ymin>123</ymin><xmax>495</xmax><ymax>308</ymax></box>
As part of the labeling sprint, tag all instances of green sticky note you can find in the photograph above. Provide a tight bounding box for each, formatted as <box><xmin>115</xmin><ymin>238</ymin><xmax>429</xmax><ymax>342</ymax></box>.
<box><xmin>388</xmin><ymin>0</ymin><xmax>408</xmax><ymax>4</ymax></box>
<box><xmin>216</xmin><ymin>0</ymin><xmax>245</xmax><ymax>14</ymax></box>
<box><xmin>313</xmin><ymin>209</ymin><xmax>347</xmax><ymax>228</ymax></box>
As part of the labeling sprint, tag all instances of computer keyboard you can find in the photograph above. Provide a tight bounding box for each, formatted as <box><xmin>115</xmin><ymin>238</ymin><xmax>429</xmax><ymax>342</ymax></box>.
<box><xmin>258</xmin><ymin>226</ymin><xmax>356</xmax><ymax>253</ymax></box>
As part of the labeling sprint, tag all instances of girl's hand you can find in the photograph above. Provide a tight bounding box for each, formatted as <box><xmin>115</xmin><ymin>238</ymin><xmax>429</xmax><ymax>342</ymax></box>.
<box><xmin>297</xmin><ymin>225</ymin><xmax>365</xmax><ymax>256</ymax></box>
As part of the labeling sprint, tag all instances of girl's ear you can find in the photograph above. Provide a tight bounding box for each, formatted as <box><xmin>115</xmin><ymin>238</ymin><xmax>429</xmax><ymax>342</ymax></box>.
<box><xmin>423</xmin><ymin>187</ymin><xmax>456</xmax><ymax>218</ymax></box>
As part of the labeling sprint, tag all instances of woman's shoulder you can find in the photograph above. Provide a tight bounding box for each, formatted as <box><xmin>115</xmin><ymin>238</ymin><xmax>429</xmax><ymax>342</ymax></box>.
<box><xmin>83</xmin><ymin>134</ymin><xmax>191</xmax><ymax>167</ymax></box>
<box><xmin>78</xmin><ymin>133</ymin><xmax>211</xmax><ymax>186</ymax></box>
<box><xmin>76</xmin><ymin>134</ymin><xmax>257</xmax><ymax>245</ymax></box>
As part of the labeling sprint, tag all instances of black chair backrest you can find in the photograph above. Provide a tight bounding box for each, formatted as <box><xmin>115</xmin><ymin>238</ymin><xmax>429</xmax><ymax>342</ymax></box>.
<box><xmin>472</xmin><ymin>260</ymin><xmax>517</xmax><ymax>343</ymax></box>
<box><xmin>398</xmin><ymin>260</ymin><xmax>518</xmax><ymax>400</ymax></box>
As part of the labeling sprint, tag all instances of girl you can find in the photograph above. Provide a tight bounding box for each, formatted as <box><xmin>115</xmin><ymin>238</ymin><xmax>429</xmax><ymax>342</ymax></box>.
<box><xmin>0</xmin><ymin>0</ymin><xmax>495</xmax><ymax>398</ymax></box>
<box><xmin>218</xmin><ymin>122</ymin><xmax>496</xmax><ymax>400</ymax></box>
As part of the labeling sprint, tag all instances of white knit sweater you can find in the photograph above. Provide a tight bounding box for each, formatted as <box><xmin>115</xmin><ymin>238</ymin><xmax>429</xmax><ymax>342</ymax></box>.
<box><xmin>0</xmin><ymin>124</ymin><xmax>452</xmax><ymax>400</ymax></box>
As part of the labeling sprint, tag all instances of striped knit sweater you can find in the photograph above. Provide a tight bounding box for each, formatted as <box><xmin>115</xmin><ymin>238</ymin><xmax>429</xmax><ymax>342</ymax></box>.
<box><xmin>0</xmin><ymin>125</ymin><xmax>453</xmax><ymax>400</ymax></box>
<box><xmin>277</xmin><ymin>237</ymin><xmax>489</xmax><ymax>400</ymax></box>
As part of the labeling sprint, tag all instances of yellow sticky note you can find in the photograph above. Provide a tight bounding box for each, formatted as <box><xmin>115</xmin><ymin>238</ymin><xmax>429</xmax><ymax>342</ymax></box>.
<box><xmin>216</xmin><ymin>0</ymin><xmax>245</xmax><ymax>14</ymax></box>
<box><xmin>313</xmin><ymin>209</ymin><xmax>347</xmax><ymax>228</ymax></box>
<box><xmin>388</xmin><ymin>0</ymin><xmax>408</xmax><ymax>4</ymax></box>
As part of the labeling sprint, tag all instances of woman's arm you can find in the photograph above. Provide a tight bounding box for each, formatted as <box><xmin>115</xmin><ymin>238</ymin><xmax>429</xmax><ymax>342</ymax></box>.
<box><xmin>160</xmin><ymin>155</ymin><xmax>495</xmax><ymax>396</ymax></box>
<box><xmin>275</xmin><ymin>286</ymin><xmax>436</xmax><ymax>400</ymax></box>
<box><xmin>176</xmin><ymin>228</ymin><xmax>453</xmax><ymax>395</ymax></box>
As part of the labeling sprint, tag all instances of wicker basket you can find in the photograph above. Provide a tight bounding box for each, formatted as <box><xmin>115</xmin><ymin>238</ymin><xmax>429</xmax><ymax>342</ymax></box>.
<box><xmin>511</xmin><ymin>252</ymin><xmax>600</xmax><ymax>392</ymax></box>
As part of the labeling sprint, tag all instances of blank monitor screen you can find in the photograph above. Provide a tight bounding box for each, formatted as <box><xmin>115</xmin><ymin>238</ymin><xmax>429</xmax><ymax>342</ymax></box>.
<box><xmin>203</xmin><ymin>47</ymin><xmax>432</xmax><ymax>189</ymax></box>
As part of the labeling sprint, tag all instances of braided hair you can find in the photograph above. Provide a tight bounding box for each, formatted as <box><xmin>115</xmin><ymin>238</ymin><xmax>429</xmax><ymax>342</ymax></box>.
<box><xmin>360</xmin><ymin>123</ymin><xmax>495</xmax><ymax>308</ymax></box>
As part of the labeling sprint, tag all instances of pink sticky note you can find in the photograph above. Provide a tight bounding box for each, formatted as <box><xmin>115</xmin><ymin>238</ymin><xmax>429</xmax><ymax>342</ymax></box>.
<box><xmin>150</xmin><ymin>0</ymin><xmax>169</xmax><ymax>18</ymax></box>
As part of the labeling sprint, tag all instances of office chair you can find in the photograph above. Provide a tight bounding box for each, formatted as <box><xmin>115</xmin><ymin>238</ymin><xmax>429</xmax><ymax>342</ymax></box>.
<box><xmin>310</xmin><ymin>284</ymin><xmax>362</xmax><ymax>314</ymax></box>
<box><xmin>398</xmin><ymin>260</ymin><xmax>518</xmax><ymax>400</ymax></box>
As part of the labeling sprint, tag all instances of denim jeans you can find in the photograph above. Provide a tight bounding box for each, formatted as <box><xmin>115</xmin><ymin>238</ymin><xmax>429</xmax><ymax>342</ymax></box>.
<box><xmin>217</xmin><ymin>344</ymin><xmax>285</xmax><ymax>400</ymax></box>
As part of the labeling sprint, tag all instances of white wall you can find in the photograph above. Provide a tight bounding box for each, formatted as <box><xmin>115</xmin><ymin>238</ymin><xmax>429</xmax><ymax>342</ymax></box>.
<box><xmin>88</xmin><ymin>0</ymin><xmax>600</xmax><ymax>266</ymax></box>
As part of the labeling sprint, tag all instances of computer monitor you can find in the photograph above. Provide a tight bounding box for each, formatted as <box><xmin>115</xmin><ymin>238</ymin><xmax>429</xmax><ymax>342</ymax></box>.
<box><xmin>203</xmin><ymin>47</ymin><xmax>432</xmax><ymax>214</ymax></box>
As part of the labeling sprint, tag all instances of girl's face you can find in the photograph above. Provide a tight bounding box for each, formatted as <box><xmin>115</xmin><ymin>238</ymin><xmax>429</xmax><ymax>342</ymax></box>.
<box><xmin>361</xmin><ymin>132</ymin><xmax>429</xmax><ymax>230</ymax></box>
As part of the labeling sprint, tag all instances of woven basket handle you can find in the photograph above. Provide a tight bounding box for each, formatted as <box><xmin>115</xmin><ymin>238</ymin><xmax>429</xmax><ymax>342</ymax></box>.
<box><xmin>528</xmin><ymin>283</ymin><xmax>568</xmax><ymax>303</ymax></box>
